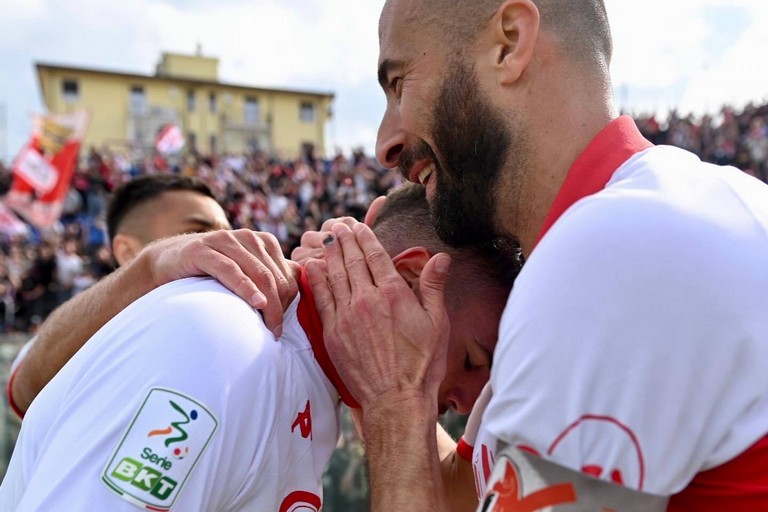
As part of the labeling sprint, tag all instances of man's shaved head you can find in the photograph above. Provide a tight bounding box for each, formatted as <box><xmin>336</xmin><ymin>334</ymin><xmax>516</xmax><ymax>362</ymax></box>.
<box><xmin>384</xmin><ymin>0</ymin><xmax>612</xmax><ymax>69</ymax></box>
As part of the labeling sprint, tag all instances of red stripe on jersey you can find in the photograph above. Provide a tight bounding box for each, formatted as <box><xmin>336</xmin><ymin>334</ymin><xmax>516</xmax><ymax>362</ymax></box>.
<box><xmin>6</xmin><ymin>363</ymin><xmax>25</xmax><ymax>419</ymax></box>
<box><xmin>667</xmin><ymin>433</ymin><xmax>768</xmax><ymax>511</ymax></box>
<box><xmin>456</xmin><ymin>436</ymin><xmax>474</xmax><ymax>462</ymax></box>
<box><xmin>296</xmin><ymin>267</ymin><xmax>360</xmax><ymax>408</ymax></box>
<box><xmin>534</xmin><ymin>116</ymin><xmax>653</xmax><ymax>248</ymax></box>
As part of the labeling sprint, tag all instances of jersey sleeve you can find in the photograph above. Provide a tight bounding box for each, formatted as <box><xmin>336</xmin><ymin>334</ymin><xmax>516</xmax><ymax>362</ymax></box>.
<box><xmin>2</xmin><ymin>278</ymin><xmax>287</xmax><ymax>511</ymax></box>
<box><xmin>482</xmin><ymin>190</ymin><xmax>768</xmax><ymax>496</ymax></box>
<box><xmin>6</xmin><ymin>336</ymin><xmax>36</xmax><ymax>418</ymax></box>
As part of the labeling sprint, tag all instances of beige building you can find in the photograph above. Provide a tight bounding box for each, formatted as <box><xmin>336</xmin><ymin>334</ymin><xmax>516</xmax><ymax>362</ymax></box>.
<box><xmin>36</xmin><ymin>52</ymin><xmax>334</xmax><ymax>158</ymax></box>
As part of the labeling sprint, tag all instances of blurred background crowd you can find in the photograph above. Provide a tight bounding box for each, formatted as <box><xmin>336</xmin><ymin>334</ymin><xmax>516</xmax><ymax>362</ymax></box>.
<box><xmin>0</xmin><ymin>102</ymin><xmax>766</xmax><ymax>335</ymax></box>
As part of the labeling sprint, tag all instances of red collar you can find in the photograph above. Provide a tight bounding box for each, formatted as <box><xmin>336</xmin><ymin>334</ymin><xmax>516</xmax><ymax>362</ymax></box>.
<box><xmin>534</xmin><ymin>116</ymin><xmax>653</xmax><ymax>247</ymax></box>
<box><xmin>296</xmin><ymin>267</ymin><xmax>360</xmax><ymax>408</ymax></box>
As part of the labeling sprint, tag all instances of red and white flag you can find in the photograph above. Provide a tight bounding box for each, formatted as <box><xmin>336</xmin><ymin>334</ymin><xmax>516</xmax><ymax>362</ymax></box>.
<box><xmin>155</xmin><ymin>124</ymin><xmax>184</xmax><ymax>155</ymax></box>
<box><xmin>4</xmin><ymin>110</ymin><xmax>90</xmax><ymax>228</ymax></box>
<box><xmin>0</xmin><ymin>202</ymin><xmax>29</xmax><ymax>237</ymax></box>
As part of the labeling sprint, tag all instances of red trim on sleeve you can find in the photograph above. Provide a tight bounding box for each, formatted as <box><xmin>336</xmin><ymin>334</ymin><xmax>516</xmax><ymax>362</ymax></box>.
<box><xmin>534</xmin><ymin>116</ymin><xmax>653</xmax><ymax>248</ymax></box>
<box><xmin>7</xmin><ymin>363</ymin><xmax>25</xmax><ymax>419</ymax></box>
<box><xmin>668</xmin><ymin>434</ymin><xmax>768</xmax><ymax>511</ymax></box>
<box><xmin>296</xmin><ymin>267</ymin><xmax>360</xmax><ymax>409</ymax></box>
<box><xmin>457</xmin><ymin>436</ymin><xmax>475</xmax><ymax>462</ymax></box>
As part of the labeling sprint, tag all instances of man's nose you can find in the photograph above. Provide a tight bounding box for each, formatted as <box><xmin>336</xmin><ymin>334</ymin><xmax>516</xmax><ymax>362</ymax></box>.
<box><xmin>375</xmin><ymin>110</ymin><xmax>406</xmax><ymax>170</ymax></box>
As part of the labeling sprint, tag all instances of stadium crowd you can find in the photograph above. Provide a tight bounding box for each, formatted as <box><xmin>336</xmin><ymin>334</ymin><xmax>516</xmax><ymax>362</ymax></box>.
<box><xmin>0</xmin><ymin>146</ymin><xmax>401</xmax><ymax>332</ymax></box>
<box><xmin>0</xmin><ymin>102</ymin><xmax>766</xmax><ymax>334</ymax></box>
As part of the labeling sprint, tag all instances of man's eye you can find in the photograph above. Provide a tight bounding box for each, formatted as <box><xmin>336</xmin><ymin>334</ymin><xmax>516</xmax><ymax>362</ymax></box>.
<box><xmin>390</xmin><ymin>77</ymin><xmax>403</xmax><ymax>96</ymax></box>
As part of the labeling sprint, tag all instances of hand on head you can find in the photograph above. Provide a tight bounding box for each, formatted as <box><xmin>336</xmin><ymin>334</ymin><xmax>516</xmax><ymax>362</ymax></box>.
<box><xmin>305</xmin><ymin>222</ymin><xmax>451</xmax><ymax>414</ymax></box>
<box><xmin>140</xmin><ymin>229</ymin><xmax>300</xmax><ymax>337</ymax></box>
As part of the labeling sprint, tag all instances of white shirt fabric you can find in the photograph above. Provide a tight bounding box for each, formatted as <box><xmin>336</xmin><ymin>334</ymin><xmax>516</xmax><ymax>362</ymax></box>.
<box><xmin>478</xmin><ymin>144</ymin><xmax>768</xmax><ymax>496</ymax></box>
<box><xmin>0</xmin><ymin>277</ymin><xmax>341</xmax><ymax>511</ymax></box>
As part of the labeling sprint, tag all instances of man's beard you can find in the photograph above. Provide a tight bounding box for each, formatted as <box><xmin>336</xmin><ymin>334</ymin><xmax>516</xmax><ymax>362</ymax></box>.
<box><xmin>427</xmin><ymin>60</ymin><xmax>514</xmax><ymax>247</ymax></box>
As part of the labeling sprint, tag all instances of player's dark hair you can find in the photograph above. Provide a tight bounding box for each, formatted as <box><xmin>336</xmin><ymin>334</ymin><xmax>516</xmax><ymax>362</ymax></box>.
<box><xmin>107</xmin><ymin>174</ymin><xmax>217</xmax><ymax>242</ymax></box>
<box><xmin>372</xmin><ymin>183</ymin><xmax>522</xmax><ymax>294</ymax></box>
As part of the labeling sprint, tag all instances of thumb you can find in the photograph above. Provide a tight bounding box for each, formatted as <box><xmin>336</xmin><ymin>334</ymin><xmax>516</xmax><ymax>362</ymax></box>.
<box><xmin>364</xmin><ymin>196</ymin><xmax>387</xmax><ymax>227</ymax></box>
<box><xmin>418</xmin><ymin>253</ymin><xmax>450</xmax><ymax>317</ymax></box>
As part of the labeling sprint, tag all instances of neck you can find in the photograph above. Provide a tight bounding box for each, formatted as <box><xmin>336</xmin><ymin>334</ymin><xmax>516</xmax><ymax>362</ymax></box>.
<box><xmin>502</xmin><ymin>80</ymin><xmax>618</xmax><ymax>256</ymax></box>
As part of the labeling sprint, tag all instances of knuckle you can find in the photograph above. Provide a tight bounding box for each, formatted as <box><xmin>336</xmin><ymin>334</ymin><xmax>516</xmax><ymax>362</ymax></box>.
<box><xmin>365</xmin><ymin>248</ymin><xmax>390</xmax><ymax>267</ymax></box>
<box><xmin>351</xmin><ymin>296</ymin><xmax>373</xmax><ymax>316</ymax></box>
<box><xmin>327</xmin><ymin>270</ymin><xmax>348</xmax><ymax>290</ymax></box>
<box><xmin>379</xmin><ymin>278</ymin><xmax>403</xmax><ymax>300</ymax></box>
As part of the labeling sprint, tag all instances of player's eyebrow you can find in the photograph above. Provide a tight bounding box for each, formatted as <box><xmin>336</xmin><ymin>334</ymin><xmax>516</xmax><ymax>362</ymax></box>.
<box><xmin>377</xmin><ymin>59</ymin><xmax>404</xmax><ymax>89</ymax></box>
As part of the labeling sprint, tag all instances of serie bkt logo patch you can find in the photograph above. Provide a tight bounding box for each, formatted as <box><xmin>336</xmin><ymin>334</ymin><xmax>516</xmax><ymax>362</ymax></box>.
<box><xmin>102</xmin><ymin>388</ymin><xmax>218</xmax><ymax>511</ymax></box>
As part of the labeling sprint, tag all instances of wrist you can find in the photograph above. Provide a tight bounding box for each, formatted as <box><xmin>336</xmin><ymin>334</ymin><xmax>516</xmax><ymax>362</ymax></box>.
<box><xmin>131</xmin><ymin>244</ymin><xmax>163</xmax><ymax>291</ymax></box>
<box><xmin>362</xmin><ymin>391</ymin><xmax>439</xmax><ymax>437</ymax></box>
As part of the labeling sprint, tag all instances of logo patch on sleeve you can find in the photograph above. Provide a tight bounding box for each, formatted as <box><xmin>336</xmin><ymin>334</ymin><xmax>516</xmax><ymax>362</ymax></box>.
<box><xmin>102</xmin><ymin>388</ymin><xmax>218</xmax><ymax>511</ymax></box>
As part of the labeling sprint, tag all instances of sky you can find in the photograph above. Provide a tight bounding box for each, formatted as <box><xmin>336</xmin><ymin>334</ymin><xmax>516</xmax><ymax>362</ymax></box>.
<box><xmin>1</xmin><ymin>0</ymin><xmax>766</xmax><ymax>162</ymax></box>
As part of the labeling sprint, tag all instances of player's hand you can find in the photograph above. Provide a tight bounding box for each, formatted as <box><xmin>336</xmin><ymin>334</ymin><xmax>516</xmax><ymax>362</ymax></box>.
<box><xmin>291</xmin><ymin>196</ymin><xmax>387</xmax><ymax>265</ymax></box>
<box><xmin>306</xmin><ymin>222</ymin><xmax>451</xmax><ymax>413</ymax></box>
<box><xmin>140</xmin><ymin>229</ymin><xmax>300</xmax><ymax>337</ymax></box>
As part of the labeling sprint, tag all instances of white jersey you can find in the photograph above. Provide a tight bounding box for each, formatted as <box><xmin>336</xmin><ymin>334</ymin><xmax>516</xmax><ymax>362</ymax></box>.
<box><xmin>1</xmin><ymin>276</ymin><xmax>343</xmax><ymax>511</ymax></box>
<box><xmin>476</xmin><ymin>117</ymin><xmax>768</xmax><ymax>508</ymax></box>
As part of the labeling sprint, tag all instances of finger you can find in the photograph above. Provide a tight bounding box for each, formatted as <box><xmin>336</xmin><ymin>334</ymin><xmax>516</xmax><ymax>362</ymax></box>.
<box><xmin>351</xmin><ymin>223</ymin><xmax>400</xmax><ymax>287</ymax></box>
<box><xmin>364</xmin><ymin>196</ymin><xmax>387</xmax><ymax>227</ymax></box>
<box><xmin>212</xmin><ymin>231</ymin><xmax>278</xmax><ymax>308</ymax></box>
<box><xmin>321</xmin><ymin>230</ymin><xmax>352</xmax><ymax>305</ymax></box>
<box><xmin>305</xmin><ymin>259</ymin><xmax>336</xmax><ymax>321</ymax></box>
<box><xmin>191</xmin><ymin>243</ymin><xmax>266</xmax><ymax>308</ymax></box>
<box><xmin>235</xmin><ymin>231</ymin><xmax>295</xmax><ymax>337</ymax></box>
<box><xmin>293</xmin><ymin>230</ymin><xmax>326</xmax><ymax>264</ymax></box>
<box><xmin>417</xmin><ymin>252</ymin><xmax>451</xmax><ymax>320</ymax></box>
<box><xmin>291</xmin><ymin>246</ymin><xmax>324</xmax><ymax>266</ymax></box>
<box><xmin>320</xmin><ymin>216</ymin><xmax>359</xmax><ymax>232</ymax></box>
<box><xmin>331</xmin><ymin>223</ymin><xmax>374</xmax><ymax>294</ymax></box>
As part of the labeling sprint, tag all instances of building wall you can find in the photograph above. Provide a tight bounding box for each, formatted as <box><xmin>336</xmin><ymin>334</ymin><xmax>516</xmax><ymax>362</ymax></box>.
<box><xmin>37</xmin><ymin>62</ymin><xmax>333</xmax><ymax>158</ymax></box>
<box><xmin>271</xmin><ymin>93</ymin><xmax>331</xmax><ymax>158</ymax></box>
<box><xmin>39</xmin><ymin>69</ymin><xmax>130</xmax><ymax>152</ymax></box>
<box><xmin>156</xmin><ymin>53</ymin><xmax>218</xmax><ymax>81</ymax></box>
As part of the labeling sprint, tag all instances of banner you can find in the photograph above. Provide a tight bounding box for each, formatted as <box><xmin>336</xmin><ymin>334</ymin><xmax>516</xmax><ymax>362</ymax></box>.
<box><xmin>0</xmin><ymin>202</ymin><xmax>29</xmax><ymax>237</ymax></box>
<box><xmin>155</xmin><ymin>124</ymin><xmax>184</xmax><ymax>155</ymax></box>
<box><xmin>4</xmin><ymin>110</ymin><xmax>90</xmax><ymax>228</ymax></box>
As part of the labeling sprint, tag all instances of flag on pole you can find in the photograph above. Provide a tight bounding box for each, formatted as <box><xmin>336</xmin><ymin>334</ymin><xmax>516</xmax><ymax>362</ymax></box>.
<box><xmin>4</xmin><ymin>110</ymin><xmax>90</xmax><ymax>228</ymax></box>
<box><xmin>155</xmin><ymin>124</ymin><xmax>185</xmax><ymax>155</ymax></box>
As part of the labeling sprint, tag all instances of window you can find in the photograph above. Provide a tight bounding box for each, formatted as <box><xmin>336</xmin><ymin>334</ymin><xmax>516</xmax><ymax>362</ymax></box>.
<box><xmin>62</xmin><ymin>79</ymin><xmax>79</xmax><ymax>103</ymax></box>
<box><xmin>187</xmin><ymin>90</ymin><xmax>196</xmax><ymax>112</ymax></box>
<box><xmin>187</xmin><ymin>132</ymin><xmax>197</xmax><ymax>151</ymax></box>
<box><xmin>244</xmin><ymin>97</ymin><xmax>260</xmax><ymax>125</ymax></box>
<box><xmin>130</xmin><ymin>85</ymin><xmax>146</xmax><ymax>113</ymax></box>
<box><xmin>209</xmin><ymin>134</ymin><xmax>217</xmax><ymax>154</ymax></box>
<box><xmin>209</xmin><ymin>92</ymin><xmax>216</xmax><ymax>114</ymax></box>
<box><xmin>299</xmin><ymin>101</ymin><xmax>315</xmax><ymax>123</ymax></box>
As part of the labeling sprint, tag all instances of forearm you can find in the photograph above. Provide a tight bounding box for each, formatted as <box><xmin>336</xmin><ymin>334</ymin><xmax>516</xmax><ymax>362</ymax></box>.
<box><xmin>364</xmin><ymin>395</ymin><xmax>450</xmax><ymax>512</ymax></box>
<box><xmin>11</xmin><ymin>252</ymin><xmax>155</xmax><ymax>412</ymax></box>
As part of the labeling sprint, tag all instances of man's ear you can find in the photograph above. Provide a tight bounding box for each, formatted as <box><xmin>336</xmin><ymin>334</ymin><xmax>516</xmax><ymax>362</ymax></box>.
<box><xmin>111</xmin><ymin>234</ymin><xmax>144</xmax><ymax>267</ymax></box>
<box><xmin>391</xmin><ymin>247</ymin><xmax>433</xmax><ymax>290</ymax></box>
<box><xmin>490</xmin><ymin>0</ymin><xmax>540</xmax><ymax>85</ymax></box>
